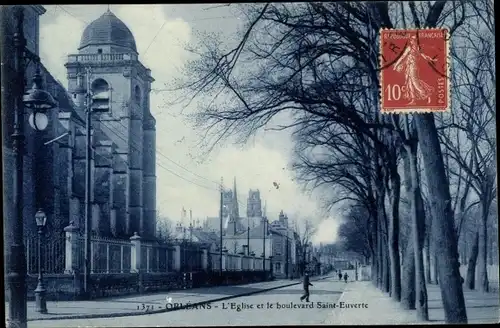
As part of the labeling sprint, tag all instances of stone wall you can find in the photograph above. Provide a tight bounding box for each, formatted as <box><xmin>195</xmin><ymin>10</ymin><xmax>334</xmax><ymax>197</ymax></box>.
<box><xmin>8</xmin><ymin>270</ymin><xmax>272</xmax><ymax>301</ymax></box>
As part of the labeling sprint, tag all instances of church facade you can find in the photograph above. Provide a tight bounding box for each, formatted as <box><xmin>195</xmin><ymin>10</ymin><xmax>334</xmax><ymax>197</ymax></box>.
<box><xmin>63</xmin><ymin>9</ymin><xmax>157</xmax><ymax>238</ymax></box>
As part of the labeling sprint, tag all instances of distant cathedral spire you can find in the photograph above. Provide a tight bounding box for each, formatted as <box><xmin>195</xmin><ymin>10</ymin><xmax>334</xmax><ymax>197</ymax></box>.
<box><xmin>233</xmin><ymin>177</ymin><xmax>239</xmax><ymax>219</ymax></box>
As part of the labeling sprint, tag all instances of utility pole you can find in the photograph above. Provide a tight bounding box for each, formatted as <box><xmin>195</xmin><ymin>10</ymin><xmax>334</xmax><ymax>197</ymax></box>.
<box><xmin>247</xmin><ymin>226</ymin><xmax>250</xmax><ymax>256</ymax></box>
<box><xmin>84</xmin><ymin>66</ymin><xmax>93</xmax><ymax>297</ymax></box>
<box><xmin>219</xmin><ymin>177</ymin><xmax>223</xmax><ymax>274</ymax></box>
<box><xmin>263</xmin><ymin>218</ymin><xmax>266</xmax><ymax>274</ymax></box>
<box><xmin>286</xmin><ymin>234</ymin><xmax>289</xmax><ymax>279</ymax></box>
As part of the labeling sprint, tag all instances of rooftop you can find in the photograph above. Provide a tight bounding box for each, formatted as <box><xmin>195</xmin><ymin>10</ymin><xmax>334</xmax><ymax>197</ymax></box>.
<box><xmin>79</xmin><ymin>9</ymin><xmax>137</xmax><ymax>53</ymax></box>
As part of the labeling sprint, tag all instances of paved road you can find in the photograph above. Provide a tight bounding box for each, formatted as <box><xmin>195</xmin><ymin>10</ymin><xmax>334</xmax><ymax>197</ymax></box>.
<box><xmin>28</xmin><ymin>277</ymin><xmax>350</xmax><ymax>327</ymax></box>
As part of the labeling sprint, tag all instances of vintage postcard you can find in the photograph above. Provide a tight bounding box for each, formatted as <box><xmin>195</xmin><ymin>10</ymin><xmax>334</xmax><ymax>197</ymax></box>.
<box><xmin>2</xmin><ymin>2</ymin><xmax>497</xmax><ymax>328</ymax></box>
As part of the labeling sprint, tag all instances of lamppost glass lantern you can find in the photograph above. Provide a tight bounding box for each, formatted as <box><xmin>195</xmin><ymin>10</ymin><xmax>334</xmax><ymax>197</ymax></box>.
<box><xmin>35</xmin><ymin>209</ymin><xmax>47</xmax><ymax>228</ymax></box>
<box><xmin>34</xmin><ymin>208</ymin><xmax>48</xmax><ymax>314</ymax></box>
<box><xmin>23</xmin><ymin>67</ymin><xmax>57</xmax><ymax>132</ymax></box>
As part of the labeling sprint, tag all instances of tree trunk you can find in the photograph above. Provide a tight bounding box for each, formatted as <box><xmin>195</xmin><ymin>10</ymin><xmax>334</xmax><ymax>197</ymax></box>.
<box><xmin>371</xmin><ymin>248</ymin><xmax>377</xmax><ymax>285</ymax></box>
<box><xmin>425</xmin><ymin>233</ymin><xmax>432</xmax><ymax>284</ymax></box>
<box><xmin>401</xmin><ymin>236</ymin><xmax>416</xmax><ymax>309</ymax></box>
<box><xmin>377</xmin><ymin>216</ymin><xmax>383</xmax><ymax>288</ymax></box>
<box><xmin>383</xmin><ymin>234</ymin><xmax>390</xmax><ymax>293</ymax></box>
<box><xmin>431</xmin><ymin>208</ymin><xmax>439</xmax><ymax>285</ymax></box>
<box><xmin>377</xmin><ymin>190</ymin><xmax>390</xmax><ymax>293</ymax></box>
<box><xmin>370</xmin><ymin>212</ymin><xmax>379</xmax><ymax>286</ymax></box>
<box><xmin>401</xmin><ymin>147</ymin><xmax>415</xmax><ymax>309</ymax></box>
<box><xmin>488</xmin><ymin>234</ymin><xmax>493</xmax><ymax>265</ymax></box>
<box><xmin>477</xmin><ymin>199</ymin><xmax>489</xmax><ymax>292</ymax></box>
<box><xmin>466</xmin><ymin>231</ymin><xmax>479</xmax><ymax>290</ymax></box>
<box><xmin>433</xmin><ymin>252</ymin><xmax>439</xmax><ymax>284</ymax></box>
<box><xmin>389</xmin><ymin>171</ymin><xmax>401</xmax><ymax>301</ymax></box>
<box><xmin>415</xmin><ymin>114</ymin><xmax>467</xmax><ymax>323</ymax></box>
<box><xmin>407</xmin><ymin>143</ymin><xmax>428</xmax><ymax>321</ymax></box>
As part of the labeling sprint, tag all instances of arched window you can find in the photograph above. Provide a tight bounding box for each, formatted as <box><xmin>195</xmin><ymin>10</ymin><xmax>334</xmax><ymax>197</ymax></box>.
<box><xmin>91</xmin><ymin>78</ymin><xmax>109</xmax><ymax>96</ymax></box>
<box><xmin>91</xmin><ymin>78</ymin><xmax>110</xmax><ymax>112</ymax></box>
<box><xmin>134</xmin><ymin>85</ymin><xmax>141</xmax><ymax>105</ymax></box>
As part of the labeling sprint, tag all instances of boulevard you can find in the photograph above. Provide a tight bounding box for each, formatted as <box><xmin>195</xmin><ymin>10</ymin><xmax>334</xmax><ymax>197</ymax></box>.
<box><xmin>28</xmin><ymin>277</ymin><xmax>349</xmax><ymax>327</ymax></box>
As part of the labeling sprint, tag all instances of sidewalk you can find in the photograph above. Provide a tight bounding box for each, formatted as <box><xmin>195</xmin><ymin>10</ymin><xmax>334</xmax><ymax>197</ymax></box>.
<box><xmin>328</xmin><ymin>281</ymin><xmax>499</xmax><ymax>325</ymax></box>
<box><xmin>6</xmin><ymin>275</ymin><xmax>330</xmax><ymax>322</ymax></box>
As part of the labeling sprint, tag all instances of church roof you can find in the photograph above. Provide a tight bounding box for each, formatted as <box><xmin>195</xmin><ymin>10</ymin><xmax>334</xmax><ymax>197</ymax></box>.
<box><xmin>79</xmin><ymin>9</ymin><xmax>137</xmax><ymax>52</ymax></box>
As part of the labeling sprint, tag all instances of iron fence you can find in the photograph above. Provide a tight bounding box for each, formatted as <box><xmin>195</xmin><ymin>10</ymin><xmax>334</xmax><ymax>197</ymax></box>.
<box><xmin>180</xmin><ymin>242</ymin><xmax>203</xmax><ymax>272</ymax></box>
<box><xmin>141</xmin><ymin>243</ymin><xmax>174</xmax><ymax>273</ymax></box>
<box><xmin>25</xmin><ymin>232</ymin><xmax>66</xmax><ymax>274</ymax></box>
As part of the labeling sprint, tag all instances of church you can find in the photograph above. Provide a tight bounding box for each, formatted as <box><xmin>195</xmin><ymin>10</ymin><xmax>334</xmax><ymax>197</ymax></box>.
<box><xmin>2</xmin><ymin>7</ymin><xmax>157</xmax><ymax>241</ymax></box>
<box><xmin>202</xmin><ymin>178</ymin><xmax>265</xmax><ymax>234</ymax></box>
<box><xmin>64</xmin><ymin>9</ymin><xmax>157</xmax><ymax>239</ymax></box>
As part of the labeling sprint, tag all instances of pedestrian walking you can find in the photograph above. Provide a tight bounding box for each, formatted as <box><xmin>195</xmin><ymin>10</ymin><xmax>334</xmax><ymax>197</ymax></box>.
<box><xmin>338</xmin><ymin>271</ymin><xmax>342</xmax><ymax>281</ymax></box>
<box><xmin>300</xmin><ymin>273</ymin><xmax>313</xmax><ymax>302</ymax></box>
<box><xmin>343</xmin><ymin>272</ymin><xmax>349</xmax><ymax>283</ymax></box>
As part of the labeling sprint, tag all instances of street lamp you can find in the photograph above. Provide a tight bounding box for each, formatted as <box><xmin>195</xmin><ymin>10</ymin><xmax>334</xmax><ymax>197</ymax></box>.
<box><xmin>34</xmin><ymin>209</ymin><xmax>48</xmax><ymax>314</ymax></box>
<box><xmin>7</xmin><ymin>6</ymin><xmax>57</xmax><ymax>328</ymax></box>
<box><xmin>24</xmin><ymin>68</ymin><xmax>55</xmax><ymax>131</ymax></box>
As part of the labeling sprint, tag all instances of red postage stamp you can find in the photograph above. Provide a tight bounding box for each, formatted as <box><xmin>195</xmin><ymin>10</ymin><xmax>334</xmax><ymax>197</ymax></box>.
<box><xmin>379</xmin><ymin>28</ymin><xmax>450</xmax><ymax>114</ymax></box>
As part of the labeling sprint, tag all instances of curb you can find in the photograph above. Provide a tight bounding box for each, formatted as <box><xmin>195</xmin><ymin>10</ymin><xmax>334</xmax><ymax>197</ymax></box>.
<box><xmin>28</xmin><ymin>276</ymin><xmax>331</xmax><ymax>321</ymax></box>
<box><xmin>27</xmin><ymin>277</ymin><xmax>330</xmax><ymax>322</ymax></box>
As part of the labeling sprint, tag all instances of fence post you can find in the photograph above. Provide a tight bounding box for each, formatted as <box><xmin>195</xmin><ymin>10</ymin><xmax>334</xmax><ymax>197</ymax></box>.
<box><xmin>64</xmin><ymin>222</ymin><xmax>79</xmax><ymax>274</ymax></box>
<box><xmin>130</xmin><ymin>232</ymin><xmax>142</xmax><ymax>273</ymax></box>
<box><xmin>106</xmin><ymin>244</ymin><xmax>110</xmax><ymax>273</ymax></box>
<box><xmin>202</xmin><ymin>249</ymin><xmax>208</xmax><ymax>271</ymax></box>
<box><xmin>238</xmin><ymin>255</ymin><xmax>243</xmax><ymax>271</ymax></box>
<box><xmin>120</xmin><ymin>245</ymin><xmax>124</xmax><ymax>273</ymax></box>
<box><xmin>173</xmin><ymin>245</ymin><xmax>181</xmax><ymax>271</ymax></box>
<box><xmin>222</xmin><ymin>250</ymin><xmax>228</xmax><ymax>271</ymax></box>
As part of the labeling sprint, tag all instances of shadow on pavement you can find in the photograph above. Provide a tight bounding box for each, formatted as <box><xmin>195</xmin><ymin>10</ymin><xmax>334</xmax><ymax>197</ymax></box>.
<box><xmin>269</xmin><ymin>289</ymin><xmax>343</xmax><ymax>296</ymax></box>
<box><xmin>99</xmin><ymin>286</ymin><xmax>271</xmax><ymax>301</ymax></box>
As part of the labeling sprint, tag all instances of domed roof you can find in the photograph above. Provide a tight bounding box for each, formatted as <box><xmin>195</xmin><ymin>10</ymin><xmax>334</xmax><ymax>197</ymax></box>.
<box><xmin>79</xmin><ymin>9</ymin><xmax>137</xmax><ymax>52</ymax></box>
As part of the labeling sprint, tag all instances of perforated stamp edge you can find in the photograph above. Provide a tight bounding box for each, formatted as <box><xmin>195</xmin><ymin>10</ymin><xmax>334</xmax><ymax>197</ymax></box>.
<box><xmin>378</xmin><ymin>28</ymin><xmax>451</xmax><ymax>115</ymax></box>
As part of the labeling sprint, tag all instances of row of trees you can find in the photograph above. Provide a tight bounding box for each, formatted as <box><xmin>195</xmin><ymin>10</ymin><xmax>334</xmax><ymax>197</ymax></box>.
<box><xmin>172</xmin><ymin>1</ymin><xmax>495</xmax><ymax>323</ymax></box>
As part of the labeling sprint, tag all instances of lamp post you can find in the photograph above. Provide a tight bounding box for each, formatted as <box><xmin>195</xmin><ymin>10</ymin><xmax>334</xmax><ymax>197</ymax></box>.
<box><xmin>34</xmin><ymin>209</ymin><xmax>48</xmax><ymax>313</ymax></box>
<box><xmin>7</xmin><ymin>6</ymin><xmax>57</xmax><ymax>328</ymax></box>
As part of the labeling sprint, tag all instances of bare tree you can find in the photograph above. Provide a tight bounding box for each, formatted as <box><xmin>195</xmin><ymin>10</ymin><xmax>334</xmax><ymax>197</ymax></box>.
<box><xmin>156</xmin><ymin>216</ymin><xmax>175</xmax><ymax>243</ymax></box>
<box><xmin>440</xmin><ymin>1</ymin><xmax>496</xmax><ymax>292</ymax></box>
<box><xmin>337</xmin><ymin>205</ymin><xmax>372</xmax><ymax>262</ymax></box>
<box><xmin>292</xmin><ymin>218</ymin><xmax>317</xmax><ymax>276</ymax></box>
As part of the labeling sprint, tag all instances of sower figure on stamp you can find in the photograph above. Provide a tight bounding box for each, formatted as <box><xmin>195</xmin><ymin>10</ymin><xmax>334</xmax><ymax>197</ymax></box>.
<box><xmin>300</xmin><ymin>272</ymin><xmax>313</xmax><ymax>302</ymax></box>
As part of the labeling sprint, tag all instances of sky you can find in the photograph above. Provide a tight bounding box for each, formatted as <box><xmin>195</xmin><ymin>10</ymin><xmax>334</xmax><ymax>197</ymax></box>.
<box><xmin>38</xmin><ymin>4</ymin><xmax>340</xmax><ymax>245</ymax></box>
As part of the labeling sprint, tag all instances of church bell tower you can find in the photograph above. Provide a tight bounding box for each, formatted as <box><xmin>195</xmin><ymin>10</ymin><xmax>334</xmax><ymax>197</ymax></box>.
<box><xmin>65</xmin><ymin>9</ymin><xmax>156</xmax><ymax>238</ymax></box>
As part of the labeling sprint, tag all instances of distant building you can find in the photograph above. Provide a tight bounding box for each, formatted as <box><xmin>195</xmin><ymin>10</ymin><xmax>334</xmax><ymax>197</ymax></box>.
<box><xmin>222</xmin><ymin>216</ymin><xmax>272</xmax><ymax>258</ymax></box>
<box><xmin>269</xmin><ymin>211</ymin><xmax>299</xmax><ymax>278</ymax></box>
<box><xmin>203</xmin><ymin>178</ymin><xmax>261</xmax><ymax>233</ymax></box>
<box><xmin>247</xmin><ymin>189</ymin><xmax>262</xmax><ymax>217</ymax></box>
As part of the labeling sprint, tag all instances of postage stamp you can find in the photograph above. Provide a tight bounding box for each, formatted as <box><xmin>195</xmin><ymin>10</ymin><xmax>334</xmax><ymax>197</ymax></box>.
<box><xmin>379</xmin><ymin>28</ymin><xmax>450</xmax><ymax>114</ymax></box>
